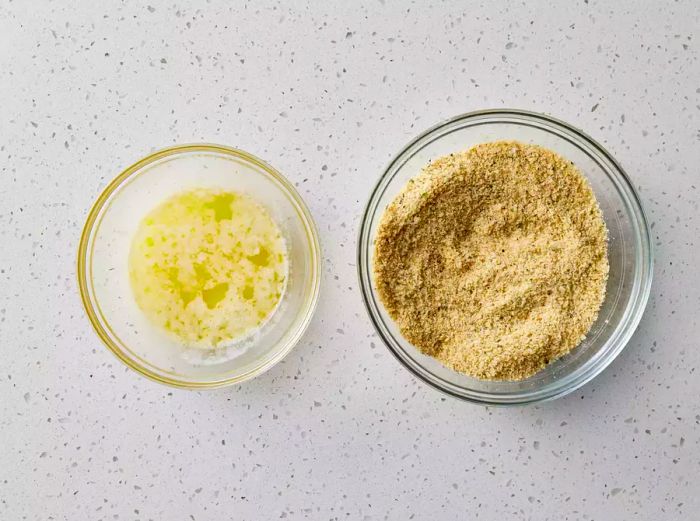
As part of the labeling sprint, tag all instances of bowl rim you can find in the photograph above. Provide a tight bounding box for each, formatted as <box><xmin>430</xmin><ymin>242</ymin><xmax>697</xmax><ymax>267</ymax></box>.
<box><xmin>77</xmin><ymin>143</ymin><xmax>322</xmax><ymax>389</ymax></box>
<box><xmin>357</xmin><ymin>108</ymin><xmax>654</xmax><ymax>405</ymax></box>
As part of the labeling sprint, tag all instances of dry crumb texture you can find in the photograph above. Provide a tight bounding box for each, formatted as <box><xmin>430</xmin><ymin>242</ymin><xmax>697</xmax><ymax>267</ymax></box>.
<box><xmin>373</xmin><ymin>141</ymin><xmax>609</xmax><ymax>381</ymax></box>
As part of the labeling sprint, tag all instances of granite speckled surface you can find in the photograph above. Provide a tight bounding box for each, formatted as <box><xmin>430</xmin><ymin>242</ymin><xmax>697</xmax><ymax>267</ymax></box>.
<box><xmin>1</xmin><ymin>1</ymin><xmax>699</xmax><ymax>519</ymax></box>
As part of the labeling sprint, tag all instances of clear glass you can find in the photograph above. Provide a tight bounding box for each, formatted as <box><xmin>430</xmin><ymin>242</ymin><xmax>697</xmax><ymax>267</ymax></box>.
<box><xmin>78</xmin><ymin>144</ymin><xmax>321</xmax><ymax>389</ymax></box>
<box><xmin>358</xmin><ymin>110</ymin><xmax>653</xmax><ymax>405</ymax></box>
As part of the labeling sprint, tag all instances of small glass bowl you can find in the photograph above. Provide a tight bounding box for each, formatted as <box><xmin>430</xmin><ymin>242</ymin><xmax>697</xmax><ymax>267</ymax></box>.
<box><xmin>78</xmin><ymin>144</ymin><xmax>321</xmax><ymax>389</ymax></box>
<box><xmin>358</xmin><ymin>110</ymin><xmax>653</xmax><ymax>405</ymax></box>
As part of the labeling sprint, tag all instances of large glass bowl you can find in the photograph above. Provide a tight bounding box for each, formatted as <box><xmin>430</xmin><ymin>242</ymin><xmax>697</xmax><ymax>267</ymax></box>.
<box><xmin>78</xmin><ymin>144</ymin><xmax>321</xmax><ymax>389</ymax></box>
<box><xmin>358</xmin><ymin>110</ymin><xmax>653</xmax><ymax>405</ymax></box>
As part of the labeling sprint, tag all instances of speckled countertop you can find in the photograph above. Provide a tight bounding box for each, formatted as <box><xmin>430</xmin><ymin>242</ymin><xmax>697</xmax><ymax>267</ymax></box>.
<box><xmin>1</xmin><ymin>1</ymin><xmax>699</xmax><ymax>519</ymax></box>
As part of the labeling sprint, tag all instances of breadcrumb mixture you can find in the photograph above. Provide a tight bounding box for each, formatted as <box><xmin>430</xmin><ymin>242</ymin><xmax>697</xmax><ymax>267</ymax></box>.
<box><xmin>373</xmin><ymin>141</ymin><xmax>609</xmax><ymax>381</ymax></box>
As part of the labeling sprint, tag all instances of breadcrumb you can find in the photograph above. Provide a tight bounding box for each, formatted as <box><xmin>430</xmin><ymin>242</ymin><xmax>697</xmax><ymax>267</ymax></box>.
<box><xmin>373</xmin><ymin>141</ymin><xmax>609</xmax><ymax>381</ymax></box>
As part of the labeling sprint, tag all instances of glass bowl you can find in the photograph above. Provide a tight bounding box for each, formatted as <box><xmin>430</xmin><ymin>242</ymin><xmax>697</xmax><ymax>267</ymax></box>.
<box><xmin>358</xmin><ymin>110</ymin><xmax>653</xmax><ymax>405</ymax></box>
<box><xmin>78</xmin><ymin>144</ymin><xmax>321</xmax><ymax>389</ymax></box>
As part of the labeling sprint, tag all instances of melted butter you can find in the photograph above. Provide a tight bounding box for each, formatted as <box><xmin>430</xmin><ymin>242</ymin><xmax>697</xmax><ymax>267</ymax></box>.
<box><xmin>129</xmin><ymin>188</ymin><xmax>288</xmax><ymax>348</ymax></box>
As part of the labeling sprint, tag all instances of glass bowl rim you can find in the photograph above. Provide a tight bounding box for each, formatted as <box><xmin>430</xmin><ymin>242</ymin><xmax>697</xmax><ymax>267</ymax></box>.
<box><xmin>77</xmin><ymin>143</ymin><xmax>322</xmax><ymax>389</ymax></box>
<box><xmin>357</xmin><ymin>109</ymin><xmax>653</xmax><ymax>405</ymax></box>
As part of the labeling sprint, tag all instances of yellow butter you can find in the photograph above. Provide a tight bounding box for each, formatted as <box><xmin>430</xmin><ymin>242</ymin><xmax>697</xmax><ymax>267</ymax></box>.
<box><xmin>129</xmin><ymin>188</ymin><xmax>287</xmax><ymax>348</ymax></box>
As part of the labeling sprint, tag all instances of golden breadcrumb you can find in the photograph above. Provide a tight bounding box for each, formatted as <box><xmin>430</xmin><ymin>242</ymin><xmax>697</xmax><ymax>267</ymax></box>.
<box><xmin>373</xmin><ymin>141</ymin><xmax>609</xmax><ymax>381</ymax></box>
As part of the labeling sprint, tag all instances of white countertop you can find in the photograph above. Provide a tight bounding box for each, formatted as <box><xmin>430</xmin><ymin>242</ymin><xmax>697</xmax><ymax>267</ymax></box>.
<box><xmin>1</xmin><ymin>1</ymin><xmax>699</xmax><ymax>519</ymax></box>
